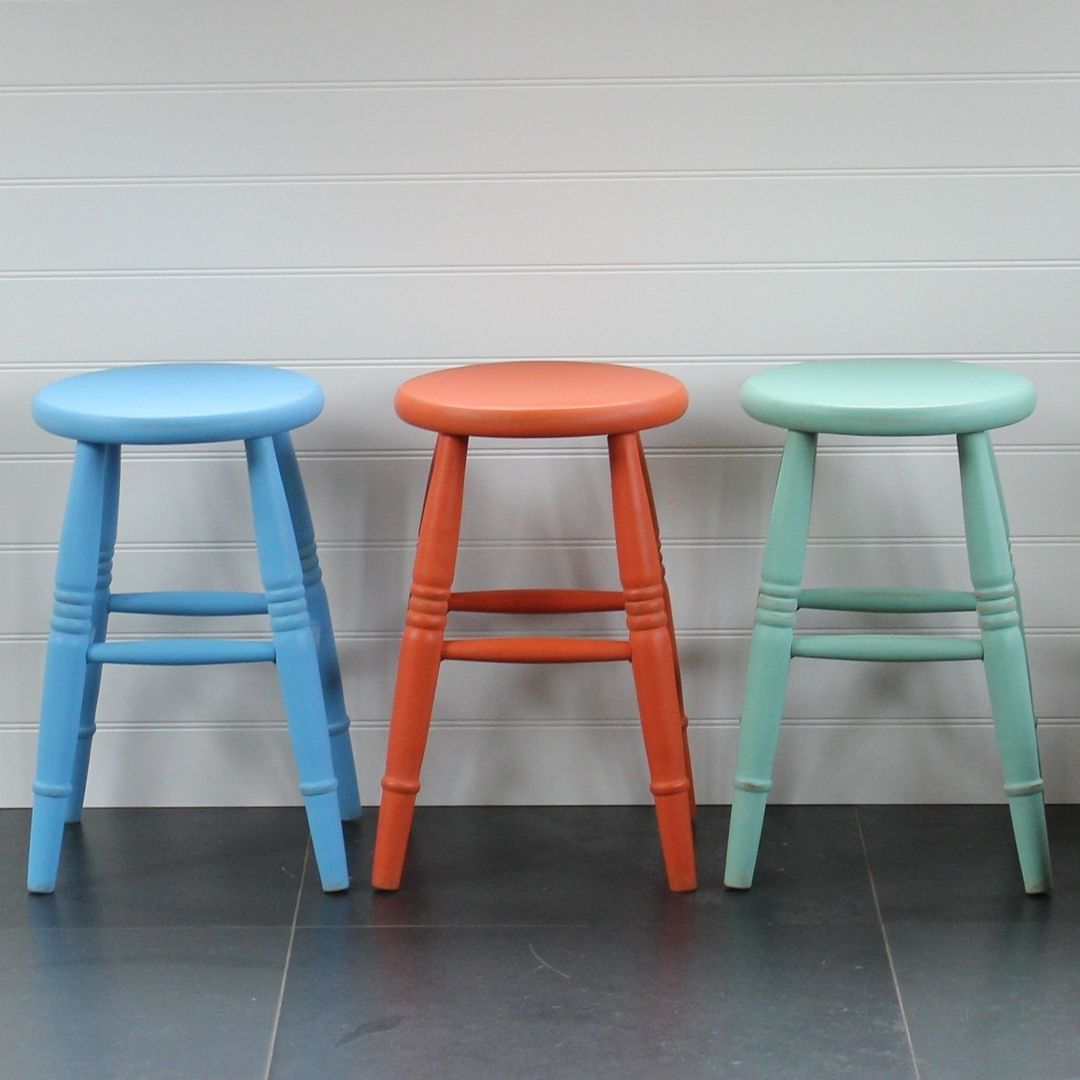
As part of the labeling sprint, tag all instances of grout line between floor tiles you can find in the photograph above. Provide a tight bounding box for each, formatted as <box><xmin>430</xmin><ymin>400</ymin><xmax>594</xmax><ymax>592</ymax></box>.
<box><xmin>262</xmin><ymin>839</ymin><xmax>309</xmax><ymax>1080</ymax></box>
<box><xmin>292</xmin><ymin>921</ymin><xmax>593</xmax><ymax>930</ymax></box>
<box><xmin>855</xmin><ymin>808</ymin><xmax>923</xmax><ymax>1080</ymax></box>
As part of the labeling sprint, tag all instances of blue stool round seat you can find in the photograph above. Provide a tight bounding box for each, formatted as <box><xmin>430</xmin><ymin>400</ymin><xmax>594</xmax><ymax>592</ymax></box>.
<box><xmin>32</xmin><ymin>363</ymin><xmax>324</xmax><ymax>444</ymax></box>
<box><xmin>741</xmin><ymin>359</ymin><xmax>1036</xmax><ymax>436</ymax></box>
<box><xmin>27</xmin><ymin>362</ymin><xmax>359</xmax><ymax>896</ymax></box>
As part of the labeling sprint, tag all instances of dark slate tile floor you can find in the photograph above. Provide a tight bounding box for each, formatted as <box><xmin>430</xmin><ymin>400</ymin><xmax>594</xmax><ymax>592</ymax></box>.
<box><xmin>2</xmin><ymin>805</ymin><xmax>1079</xmax><ymax>1079</ymax></box>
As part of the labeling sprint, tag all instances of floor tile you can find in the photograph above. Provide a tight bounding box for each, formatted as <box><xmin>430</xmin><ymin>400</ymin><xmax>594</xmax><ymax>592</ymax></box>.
<box><xmin>857</xmin><ymin>805</ymin><xmax>1080</xmax><ymax>921</ymax></box>
<box><xmin>0</xmin><ymin>925</ymin><xmax>289</xmax><ymax>1080</ymax></box>
<box><xmin>885</xmin><ymin>916</ymin><xmax>1080</xmax><ymax>1080</ymax></box>
<box><xmin>0</xmin><ymin>808</ymin><xmax>309</xmax><ymax>927</ymax></box>
<box><xmin>860</xmin><ymin>806</ymin><xmax>1080</xmax><ymax>1079</ymax></box>
<box><xmin>297</xmin><ymin>805</ymin><xmax>878</xmax><ymax>928</ymax></box>
<box><xmin>269</xmin><ymin>923</ymin><xmax>913</xmax><ymax>1080</ymax></box>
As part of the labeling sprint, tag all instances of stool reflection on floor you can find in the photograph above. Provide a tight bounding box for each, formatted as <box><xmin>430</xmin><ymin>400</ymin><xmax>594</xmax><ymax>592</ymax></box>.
<box><xmin>371</xmin><ymin>361</ymin><xmax>697</xmax><ymax>892</ymax></box>
<box><xmin>725</xmin><ymin>359</ymin><xmax>1051</xmax><ymax>895</ymax></box>
<box><xmin>28</xmin><ymin>363</ymin><xmax>360</xmax><ymax>893</ymax></box>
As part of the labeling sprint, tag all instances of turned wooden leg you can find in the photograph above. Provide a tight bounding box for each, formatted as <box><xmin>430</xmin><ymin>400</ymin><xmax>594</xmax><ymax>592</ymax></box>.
<box><xmin>372</xmin><ymin>434</ymin><xmax>468</xmax><ymax>891</ymax></box>
<box><xmin>725</xmin><ymin>430</ymin><xmax>817</xmax><ymax>889</ymax></box>
<box><xmin>959</xmin><ymin>431</ymin><xmax>1051</xmax><ymax>894</ymax></box>
<box><xmin>610</xmin><ymin>432</ymin><xmax>696</xmax><ymax>892</ymax></box>
<box><xmin>247</xmin><ymin>435</ymin><xmax>348</xmax><ymax>893</ymax></box>
<box><xmin>273</xmin><ymin>431</ymin><xmax>362</xmax><ymax>821</ymax></box>
<box><xmin>28</xmin><ymin>442</ymin><xmax>111</xmax><ymax>893</ymax></box>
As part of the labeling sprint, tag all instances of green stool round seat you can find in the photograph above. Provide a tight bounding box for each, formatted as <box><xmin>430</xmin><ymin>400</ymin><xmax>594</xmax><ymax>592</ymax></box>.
<box><xmin>726</xmin><ymin>358</ymin><xmax>1051</xmax><ymax>897</ymax></box>
<box><xmin>741</xmin><ymin>359</ymin><xmax>1036</xmax><ymax>436</ymax></box>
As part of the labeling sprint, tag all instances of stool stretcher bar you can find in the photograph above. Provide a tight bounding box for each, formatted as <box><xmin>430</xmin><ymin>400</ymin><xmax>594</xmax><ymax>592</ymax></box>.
<box><xmin>448</xmin><ymin>589</ymin><xmax>626</xmax><ymax>614</ymax></box>
<box><xmin>441</xmin><ymin>636</ymin><xmax>632</xmax><ymax>663</ymax></box>
<box><xmin>109</xmin><ymin>590</ymin><xmax>269</xmax><ymax>617</ymax></box>
<box><xmin>87</xmin><ymin>639</ymin><xmax>276</xmax><ymax>665</ymax></box>
<box><xmin>791</xmin><ymin>634</ymin><xmax>983</xmax><ymax>663</ymax></box>
<box><xmin>797</xmin><ymin>587</ymin><xmax>977</xmax><ymax>613</ymax></box>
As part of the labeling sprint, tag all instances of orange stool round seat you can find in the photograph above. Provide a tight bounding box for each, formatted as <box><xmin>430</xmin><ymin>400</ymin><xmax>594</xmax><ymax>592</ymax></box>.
<box><xmin>394</xmin><ymin>361</ymin><xmax>689</xmax><ymax>437</ymax></box>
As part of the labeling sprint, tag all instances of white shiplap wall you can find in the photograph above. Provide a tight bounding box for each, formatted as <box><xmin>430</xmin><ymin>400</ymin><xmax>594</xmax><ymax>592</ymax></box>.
<box><xmin>3</xmin><ymin>1</ymin><xmax>1080</xmax><ymax>807</ymax></box>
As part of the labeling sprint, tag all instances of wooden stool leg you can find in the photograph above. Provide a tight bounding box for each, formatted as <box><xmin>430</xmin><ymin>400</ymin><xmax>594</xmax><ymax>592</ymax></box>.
<box><xmin>28</xmin><ymin>442</ymin><xmax>110</xmax><ymax>892</ymax></box>
<box><xmin>634</xmin><ymin>435</ymin><xmax>695</xmax><ymax>815</ymax></box>
<box><xmin>273</xmin><ymin>432</ymin><xmax>362</xmax><ymax>822</ymax></box>
<box><xmin>959</xmin><ymin>431</ymin><xmax>1051</xmax><ymax>894</ymax></box>
<box><xmin>725</xmin><ymin>430</ymin><xmax>817</xmax><ymax>889</ymax></box>
<box><xmin>372</xmin><ymin>434</ymin><xmax>468</xmax><ymax>891</ymax></box>
<box><xmin>247</xmin><ymin>435</ymin><xmax>348</xmax><ymax>892</ymax></box>
<box><xmin>67</xmin><ymin>444</ymin><xmax>120</xmax><ymax>823</ymax></box>
<box><xmin>609</xmin><ymin>432</ymin><xmax>696</xmax><ymax>892</ymax></box>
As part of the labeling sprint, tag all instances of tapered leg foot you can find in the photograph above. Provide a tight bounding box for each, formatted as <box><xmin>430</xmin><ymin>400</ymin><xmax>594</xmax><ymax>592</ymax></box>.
<box><xmin>1009</xmin><ymin>791</ymin><xmax>1051</xmax><ymax>894</ymax></box>
<box><xmin>371</xmin><ymin>617</ymin><xmax>445</xmax><ymax>891</ymax></box>
<box><xmin>371</xmin><ymin>786</ymin><xmax>420</xmax><ymax>892</ymax></box>
<box><xmin>723</xmin><ymin>616</ymin><xmax>793</xmax><ymax>890</ymax></box>
<box><xmin>653</xmin><ymin>791</ymin><xmax>697</xmax><ymax>892</ymax></box>
<box><xmin>302</xmin><ymin>785</ymin><xmax>350</xmax><ymax>892</ymax></box>
<box><xmin>724</xmin><ymin>790</ymin><xmax>769</xmax><ymax>890</ymax></box>
<box><xmin>278</xmin><ymin>629</ymin><xmax>350</xmax><ymax>893</ymax></box>
<box><xmin>28</xmin><ymin>795</ymin><xmax>71</xmax><ymax>894</ymax></box>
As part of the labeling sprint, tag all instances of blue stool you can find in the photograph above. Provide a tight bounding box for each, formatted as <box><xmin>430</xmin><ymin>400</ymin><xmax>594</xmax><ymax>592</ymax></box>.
<box><xmin>28</xmin><ymin>363</ymin><xmax>360</xmax><ymax>893</ymax></box>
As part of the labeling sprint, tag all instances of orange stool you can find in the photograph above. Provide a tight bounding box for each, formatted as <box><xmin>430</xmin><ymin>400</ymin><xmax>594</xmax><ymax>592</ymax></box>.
<box><xmin>371</xmin><ymin>361</ymin><xmax>697</xmax><ymax>892</ymax></box>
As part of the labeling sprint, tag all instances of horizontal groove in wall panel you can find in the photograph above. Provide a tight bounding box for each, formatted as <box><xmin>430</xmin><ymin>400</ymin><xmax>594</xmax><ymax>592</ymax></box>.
<box><xmin>11</xmin><ymin>260</ymin><xmax>1080</xmax><ymax>278</ymax></box>
<box><xmin>8</xmin><ymin>175</ymin><xmax>1080</xmax><ymax>271</ymax></box>
<box><xmin>1</xmin><ymin>449</ymin><xmax>1076</xmax><ymax>546</ymax></box>
<box><xmin>6</xmin><ymin>352</ymin><xmax>1075</xmax><ymax>368</ymax></box>
<box><xmin>4</xmin><ymin>274</ymin><xmax>1080</xmax><ymax>372</ymax></box>
<box><xmin>0</xmin><ymin>630</ymin><xmax>1076</xmax><ymax>731</ymax></box>
<box><xmin>0</xmin><ymin>540</ymin><xmax>1072</xmax><ymax>637</ymax></box>
<box><xmin>9</xmin><ymin>75</ymin><xmax>1080</xmax><ymax>95</ymax></box>
<box><xmin>2</xmin><ymin>2</ymin><xmax>1079</xmax><ymax>87</ymax></box>
<box><xmin>11</xmin><ymin>167</ymin><xmax>1080</xmax><ymax>187</ymax></box>
<box><xmin>16</xmin><ymin>260</ymin><xmax>1080</xmax><ymax>278</ymax></box>
<box><xmin>4</xmin><ymin>82</ymin><xmax>1080</xmax><ymax>179</ymax></box>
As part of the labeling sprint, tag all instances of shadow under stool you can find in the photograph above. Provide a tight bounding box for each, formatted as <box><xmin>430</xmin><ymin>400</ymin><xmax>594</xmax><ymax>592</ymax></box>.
<box><xmin>28</xmin><ymin>363</ymin><xmax>360</xmax><ymax>893</ymax></box>
<box><xmin>725</xmin><ymin>359</ymin><xmax>1051</xmax><ymax>895</ymax></box>
<box><xmin>370</xmin><ymin>361</ymin><xmax>697</xmax><ymax>892</ymax></box>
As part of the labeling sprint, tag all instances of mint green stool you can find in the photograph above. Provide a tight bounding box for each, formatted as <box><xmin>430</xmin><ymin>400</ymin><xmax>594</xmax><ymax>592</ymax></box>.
<box><xmin>726</xmin><ymin>359</ymin><xmax>1051</xmax><ymax>895</ymax></box>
